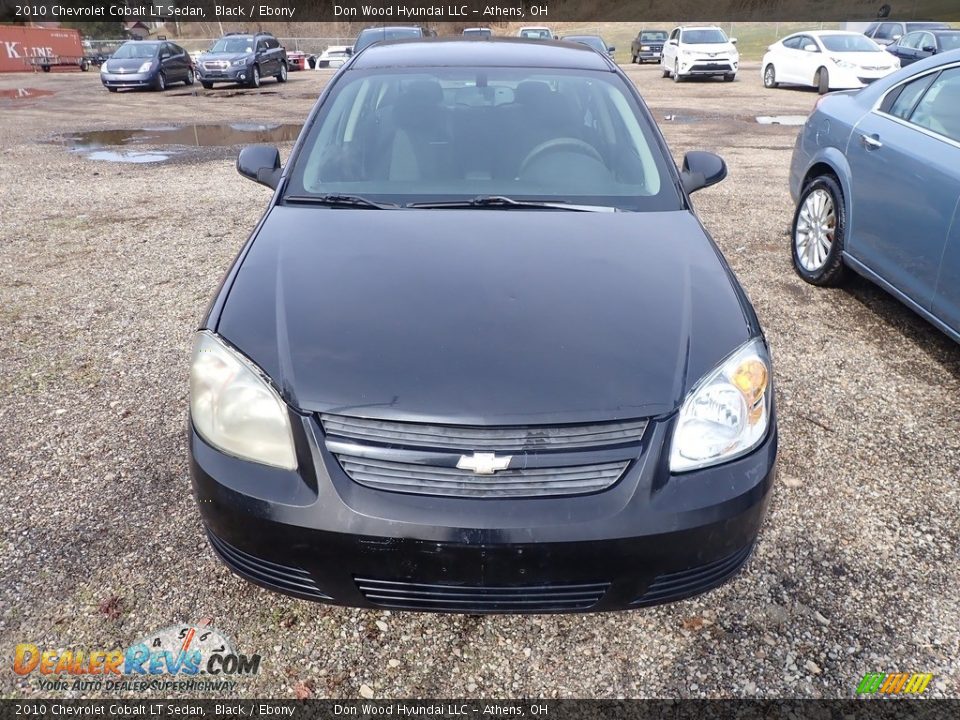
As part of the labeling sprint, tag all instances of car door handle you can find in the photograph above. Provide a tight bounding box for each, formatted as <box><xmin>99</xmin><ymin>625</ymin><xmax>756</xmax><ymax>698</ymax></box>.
<box><xmin>860</xmin><ymin>133</ymin><xmax>883</xmax><ymax>150</ymax></box>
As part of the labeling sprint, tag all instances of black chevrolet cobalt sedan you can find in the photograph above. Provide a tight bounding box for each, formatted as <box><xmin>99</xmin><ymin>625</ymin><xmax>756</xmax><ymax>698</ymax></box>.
<box><xmin>190</xmin><ymin>39</ymin><xmax>777</xmax><ymax>613</ymax></box>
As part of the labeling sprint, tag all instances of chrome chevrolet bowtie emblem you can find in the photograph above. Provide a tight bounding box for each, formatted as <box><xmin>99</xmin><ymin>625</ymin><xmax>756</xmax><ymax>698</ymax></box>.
<box><xmin>457</xmin><ymin>452</ymin><xmax>512</xmax><ymax>474</ymax></box>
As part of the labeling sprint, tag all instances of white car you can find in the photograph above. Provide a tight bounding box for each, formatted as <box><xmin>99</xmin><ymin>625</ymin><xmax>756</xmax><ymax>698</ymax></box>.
<box><xmin>761</xmin><ymin>31</ymin><xmax>900</xmax><ymax>94</ymax></box>
<box><xmin>517</xmin><ymin>27</ymin><xmax>554</xmax><ymax>40</ymax></box>
<box><xmin>661</xmin><ymin>26</ymin><xmax>739</xmax><ymax>82</ymax></box>
<box><xmin>316</xmin><ymin>46</ymin><xmax>351</xmax><ymax>69</ymax></box>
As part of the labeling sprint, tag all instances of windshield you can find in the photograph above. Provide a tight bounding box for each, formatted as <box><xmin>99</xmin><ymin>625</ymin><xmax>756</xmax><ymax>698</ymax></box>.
<box><xmin>565</xmin><ymin>37</ymin><xmax>607</xmax><ymax>53</ymax></box>
<box><xmin>285</xmin><ymin>67</ymin><xmax>679</xmax><ymax>211</ymax></box>
<box><xmin>641</xmin><ymin>32</ymin><xmax>668</xmax><ymax>42</ymax></box>
<box><xmin>210</xmin><ymin>37</ymin><xmax>254</xmax><ymax>54</ymax></box>
<box><xmin>112</xmin><ymin>43</ymin><xmax>159</xmax><ymax>59</ymax></box>
<box><xmin>681</xmin><ymin>29</ymin><xmax>728</xmax><ymax>44</ymax></box>
<box><xmin>464</xmin><ymin>29</ymin><xmax>492</xmax><ymax>37</ymax></box>
<box><xmin>355</xmin><ymin>28</ymin><xmax>421</xmax><ymax>53</ymax></box>
<box><xmin>520</xmin><ymin>29</ymin><xmax>552</xmax><ymax>39</ymax></box>
<box><xmin>819</xmin><ymin>34</ymin><xmax>882</xmax><ymax>52</ymax></box>
<box><xmin>938</xmin><ymin>32</ymin><xmax>960</xmax><ymax>51</ymax></box>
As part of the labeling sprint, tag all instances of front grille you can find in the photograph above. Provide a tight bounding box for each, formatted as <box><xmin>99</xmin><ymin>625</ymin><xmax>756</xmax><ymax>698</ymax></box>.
<box><xmin>320</xmin><ymin>414</ymin><xmax>647</xmax><ymax>452</ymax></box>
<box><xmin>207</xmin><ymin>531</ymin><xmax>331</xmax><ymax>601</ymax></box>
<box><xmin>202</xmin><ymin>60</ymin><xmax>229</xmax><ymax>70</ymax></box>
<box><xmin>631</xmin><ymin>544</ymin><xmax>754</xmax><ymax>606</ymax></box>
<box><xmin>356</xmin><ymin>577</ymin><xmax>610</xmax><ymax>612</ymax></box>
<box><xmin>321</xmin><ymin>414</ymin><xmax>645</xmax><ymax>499</ymax></box>
<box><xmin>337</xmin><ymin>456</ymin><xmax>629</xmax><ymax>498</ymax></box>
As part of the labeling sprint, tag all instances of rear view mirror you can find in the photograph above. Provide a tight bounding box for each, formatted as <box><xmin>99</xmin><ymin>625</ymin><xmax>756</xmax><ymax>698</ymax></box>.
<box><xmin>680</xmin><ymin>151</ymin><xmax>727</xmax><ymax>194</ymax></box>
<box><xmin>237</xmin><ymin>145</ymin><xmax>281</xmax><ymax>189</ymax></box>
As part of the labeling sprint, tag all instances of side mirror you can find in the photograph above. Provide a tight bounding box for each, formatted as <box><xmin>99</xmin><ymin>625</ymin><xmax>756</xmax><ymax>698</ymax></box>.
<box><xmin>608</xmin><ymin>46</ymin><xmax>616</xmax><ymax>52</ymax></box>
<box><xmin>237</xmin><ymin>144</ymin><xmax>281</xmax><ymax>189</ymax></box>
<box><xmin>680</xmin><ymin>151</ymin><xmax>727</xmax><ymax>194</ymax></box>
<box><xmin>803</xmin><ymin>44</ymin><xmax>819</xmax><ymax>52</ymax></box>
<box><xmin>922</xmin><ymin>45</ymin><xmax>936</xmax><ymax>53</ymax></box>
<box><xmin>892</xmin><ymin>34</ymin><xmax>902</xmax><ymax>41</ymax></box>
<box><xmin>345</xmin><ymin>46</ymin><xmax>353</xmax><ymax>56</ymax></box>
<box><xmin>730</xmin><ymin>37</ymin><xmax>738</xmax><ymax>44</ymax></box>
<box><xmin>669</xmin><ymin>38</ymin><xmax>678</xmax><ymax>45</ymax></box>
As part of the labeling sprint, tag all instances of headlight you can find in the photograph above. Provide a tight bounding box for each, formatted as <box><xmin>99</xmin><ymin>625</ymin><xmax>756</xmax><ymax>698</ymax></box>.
<box><xmin>641</xmin><ymin>45</ymin><xmax>650</xmax><ymax>51</ymax></box>
<box><xmin>669</xmin><ymin>337</ymin><xmax>772</xmax><ymax>473</ymax></box>
<box><xmin>190</xmin><ymin>331</ymin><xmax>297</xmax><ymax>470</ymax></box>
<box><xmin>137</xmin><ymin>61</ymin><xmax>153</xmax><ymax>73</ymax></box>
<box><xmin>830</xmin><ymin>57</ymin><xmax>856</xmax><ymax>69</ymax></box>
<box><xmin>231</xmin><ymin>58</ymin><xmax>248</xmax><ymax>67</ymax></box>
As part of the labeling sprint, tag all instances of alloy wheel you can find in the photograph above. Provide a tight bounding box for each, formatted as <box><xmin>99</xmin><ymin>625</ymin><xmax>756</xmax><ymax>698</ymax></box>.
<box><xmin>795</xmin><ymin>188</ymin><xmax>835</xmax><ymax>272</ymax></box>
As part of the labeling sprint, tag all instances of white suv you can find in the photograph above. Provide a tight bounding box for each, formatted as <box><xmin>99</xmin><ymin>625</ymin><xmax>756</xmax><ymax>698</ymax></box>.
<box><xmin>661</xmin><ymin>26</ymin><xmax>739</xmax><ymax>82</ymax></box>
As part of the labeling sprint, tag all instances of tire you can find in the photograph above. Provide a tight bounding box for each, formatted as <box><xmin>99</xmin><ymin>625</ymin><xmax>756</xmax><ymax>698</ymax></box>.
<box><xmin>631</xmin><ymin>53</ymin><xmax>638</xmax><ymax>63</ymax></box>
<box><xmin>662</xmin><ymin>63</ymin><xmax>670</xmax><ymax>78</ymax></box>
<box><xmin>763</xmin><ymin>64</ymin><xmax>778</xmax><ymax>88</ymax></box>
<box><xmin>816</xmin><ymin>67</ymin><xmax>829</xmax><ymax>95</ymax></box>
<box><xmin>107</xmin><ymin>87</ymin><xmax>118</xmax><ymax>93</ymax></box>
<box><xmin>249</xmin><ymin>65</ymin><xmax>260</xmax><ymax>88</ymax></box>
<box><xmin>201</xmin><ymin>81</ymin><xmax>213</xmax><ymax>90</ymax></box>
<box><xmin>154</xmin><ymin>72</ymin><xmax>166</xmax><ymax>91</ymax></box>
<box><xmin>42</xmin><ymin>64</ymin><xmax>50</xmax><ymax>73</ymax></box>
<box><xmin>275</xmin><ymin>62</ymin><xmax>288</xmax><ymax>83</ymax></box>
<box><xmin>673</xmin><ymin>60</ymin><xmax>683</xmax><ymax>82</ymax></box>
<box><xmin>184</xmin><ymin>68</ymin><xmax>195</xmax><ymax>86</ymax></box>
<box><xmin>791</xmin><ymin>175</ymin><xmax>848</xmax><ymax>286</ymax></box>
<box><xmin>80</xmin><ymin>59</ymin><xmax>90</xmax><ymax>72</ymax></box>
<box><xmin>724</xmin><ymin>73</ymin><xmax>736</xmax><ymax>82</ymax></box>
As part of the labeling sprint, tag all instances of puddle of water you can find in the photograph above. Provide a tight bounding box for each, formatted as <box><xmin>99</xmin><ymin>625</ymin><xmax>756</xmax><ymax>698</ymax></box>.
<box><xmin>756</xmin><ymin>115</ymin><xmax>807</xmax><ymax>126</ymax></box>
<box><xmin>85</xmin><ymin>150</ymin><xmax>174</xmax><ymax>164</ymax></box>
<box><xmin>62</xmin><ymin>122</ymin><xmax>302</xmax><ymax>150</ymax></box>
<box><xmin>0</xmin><ymin>88</ymin><xmax>55</xmax><ymax>100</ymax></box>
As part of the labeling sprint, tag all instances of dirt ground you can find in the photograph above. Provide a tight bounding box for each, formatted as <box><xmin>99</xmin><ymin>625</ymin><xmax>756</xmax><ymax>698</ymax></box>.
<box><xmin>1</xmin><ymin>59</ymin><xmax>958</xmax><ymax>700</ymax></box>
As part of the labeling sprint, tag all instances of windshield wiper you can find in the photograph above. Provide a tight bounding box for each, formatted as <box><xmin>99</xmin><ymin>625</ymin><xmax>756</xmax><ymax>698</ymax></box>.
<box><xmin>407</xmin><ymin>195</ymin><xmax>620</xmax><ymax>212</ymax></box>
<box><xmin>284</xmin><ymin>194</ymin><xmax>400</xmax><ymax>210</ymax></box>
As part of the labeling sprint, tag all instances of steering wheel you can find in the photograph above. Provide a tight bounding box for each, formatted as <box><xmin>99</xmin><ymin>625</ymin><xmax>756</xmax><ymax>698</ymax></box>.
<box><xmin>518</xmin><ymin>138</ymin><xmax>604</xmax><ymax>176</ymax></box>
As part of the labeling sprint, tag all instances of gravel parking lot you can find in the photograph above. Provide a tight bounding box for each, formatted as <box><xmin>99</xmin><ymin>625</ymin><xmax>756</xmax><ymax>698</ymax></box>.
<box><xmin>1</xmin><ymin>61</ymin><xmax>958</xmax><ymax>700</ymax></box>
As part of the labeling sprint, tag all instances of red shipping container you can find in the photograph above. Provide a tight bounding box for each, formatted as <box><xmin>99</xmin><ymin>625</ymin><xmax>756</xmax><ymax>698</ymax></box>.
<box><xmin>0</xmin><ymin>25</ymin><xmax>84</xmax><ymax>73</ymax></box>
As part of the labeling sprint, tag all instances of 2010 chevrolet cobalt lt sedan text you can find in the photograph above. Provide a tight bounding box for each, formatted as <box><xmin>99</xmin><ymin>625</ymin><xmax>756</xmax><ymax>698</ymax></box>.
<box><xmin>189</xmin><ymin>39</ymin><xmax>778</xmax><ymax>613</ymax></box>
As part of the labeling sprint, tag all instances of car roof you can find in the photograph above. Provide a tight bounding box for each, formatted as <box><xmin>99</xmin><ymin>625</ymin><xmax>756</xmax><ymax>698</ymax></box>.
<box><xmin>359</xmin><ymin>26</ymin><xmax>421</xmax><ymax>33</ymax></box>
<box><xmin>350</xmin><ymin>38</ymin><xmax>613</xmax><ymax>70</ymax></box>
<box><xmin>679</xmin><ymin>26</ymin><xmax>723</xmax><ymax>31</ymax></box>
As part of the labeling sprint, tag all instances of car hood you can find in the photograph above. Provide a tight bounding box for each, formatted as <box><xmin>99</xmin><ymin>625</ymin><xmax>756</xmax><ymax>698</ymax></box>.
<box><xmin>215</xmin><ymin>207</ymin><xmax>758</xmax><ymax>425</ymax></box>
<box><xmin>105</xmin><ymin>58</ymin><xmax>153</xmax><ymax>72</ymax></box>
<box><xmin>829</xmin><ymin>52</ymin><xmax>897</xmax><ymax>67</ymax></box>
<box><xmin>682</xmin><ymin>43</ymin><xmax>738</xmax><ymax>55</ymax></box>
<box><xmin>198</xmin><ymin>52</ymin><xmax>250</xmax><ymax>62</ymax></box>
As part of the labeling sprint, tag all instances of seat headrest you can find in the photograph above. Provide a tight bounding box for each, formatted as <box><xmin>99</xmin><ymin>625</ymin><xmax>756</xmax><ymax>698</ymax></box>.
<box><xmin>515</xmin><ymin>81</ymin><xmax>553</xmax><ymax>106</ymax></box>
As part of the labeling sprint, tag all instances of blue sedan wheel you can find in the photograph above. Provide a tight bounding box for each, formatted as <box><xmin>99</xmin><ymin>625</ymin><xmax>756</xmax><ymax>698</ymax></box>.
<box><xmin>792</xmin><ymin>176</ymin><xmax>847</xmax><ymax>286</ymax></box>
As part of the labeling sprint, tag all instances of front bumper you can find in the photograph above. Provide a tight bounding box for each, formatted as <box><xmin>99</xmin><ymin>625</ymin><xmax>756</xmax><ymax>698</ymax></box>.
<box><xmin>827</xmin><ymin>65</ymin><xmax>896</xmax><ymax>90</ymax></box>
<box><xmin>191</xmin><ymin>411</ymin><xmax>777</xmax><ymax>613</ymax></box>
<box><xmin>678</xmin><ymin>58</ymin><xmax>738</xmax><ymax>76</ymax></box>
<box><xmin>100</xmin><ymin>71</ymin><xmax>154</xmax><ymax>88</ymax></box>
<box><xmin>637</xmin><ymin>50</ymin><xmax>662</xmax><ymax>61</ymax></box>
<box><xmin>195</xmin><ymin>64</ymin><xmax>250</xmax><ymax>84</ymax></box>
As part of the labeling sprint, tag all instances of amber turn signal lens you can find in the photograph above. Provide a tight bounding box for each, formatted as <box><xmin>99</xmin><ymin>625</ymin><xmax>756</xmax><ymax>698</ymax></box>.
<box><xmin>732</xmin><ymin>359</ymin><xmax>768</xmax><ymax>408</ymax></box>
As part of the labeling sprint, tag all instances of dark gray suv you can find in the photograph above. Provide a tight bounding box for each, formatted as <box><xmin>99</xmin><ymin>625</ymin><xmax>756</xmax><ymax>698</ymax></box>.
<box><xmin>195</xmin><ymin>32</ymin><xmax>287</xmax><ymax>89</ymax></box>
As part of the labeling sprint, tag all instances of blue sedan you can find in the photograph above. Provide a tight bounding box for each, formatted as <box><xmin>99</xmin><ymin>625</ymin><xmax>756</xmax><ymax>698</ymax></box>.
<box><xmin>789</xmin><ymin>50</ymin><xmax>960</xmax><ymax>342</ymax></box>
